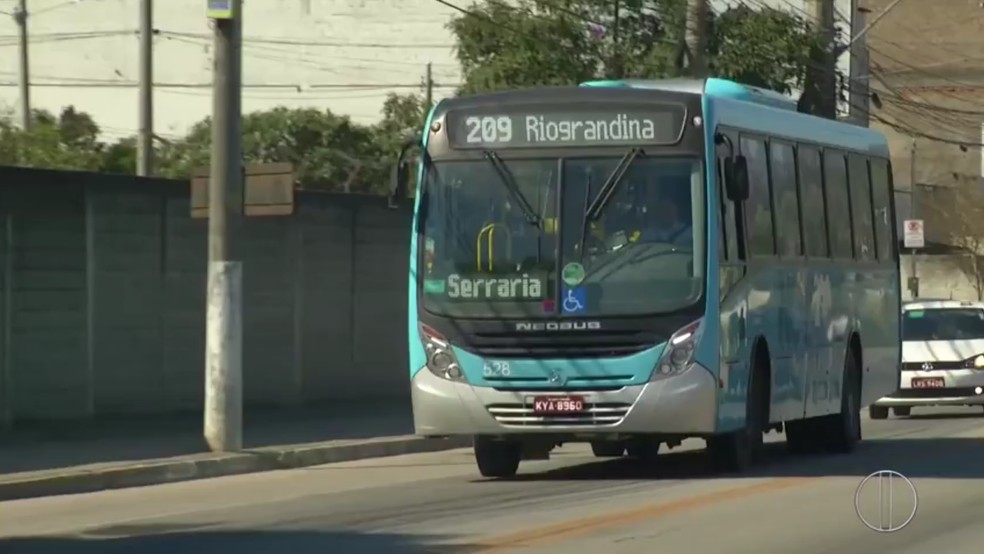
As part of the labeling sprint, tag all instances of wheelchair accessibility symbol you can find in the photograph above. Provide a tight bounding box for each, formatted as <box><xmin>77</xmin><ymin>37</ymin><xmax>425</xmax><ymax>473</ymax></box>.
<box><xmin>562</xmin><ymin>287</ymin><xmax>586</xmax><ymax>314</ymax></box>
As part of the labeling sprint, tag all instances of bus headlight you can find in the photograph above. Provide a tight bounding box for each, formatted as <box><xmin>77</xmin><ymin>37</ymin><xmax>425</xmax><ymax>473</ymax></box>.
<box><xmin>652</xmin><ymin>318</ymin><xmax>703</xmax><ymax>381</ymax></box>
<box><xmin>419</xmin><ymin>323</ymin><xmax>466</xmax><ymax>382</ymax></box>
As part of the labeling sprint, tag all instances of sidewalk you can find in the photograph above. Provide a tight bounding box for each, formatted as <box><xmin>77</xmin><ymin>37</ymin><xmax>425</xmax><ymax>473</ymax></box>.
<box><xmin>0</xmin><ymin>401</ymin><xmax>470</xmax><ymax>502</ymax></box>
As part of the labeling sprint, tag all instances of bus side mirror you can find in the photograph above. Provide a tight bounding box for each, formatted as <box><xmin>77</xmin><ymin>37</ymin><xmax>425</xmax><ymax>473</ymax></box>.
<box><xmin>725</xmin><ymin>156</ymin><xmax>750</xmax><ymax>202</ymax></box>
<box><xmin>388</xmin><ymin>161</ymin><xmax>410</xmax><ymax>209</ymax></box>
<box><xmin>388</xmin><ymin>134</ymin><xmax>421</xmax><ymax>209</ymax></box>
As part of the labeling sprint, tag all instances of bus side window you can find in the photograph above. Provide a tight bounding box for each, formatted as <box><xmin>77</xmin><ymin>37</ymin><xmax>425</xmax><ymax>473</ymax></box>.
<box><xmin>740</xmin><ymin>135</ymin><xmax>775</xmax><ymax>257</ymax></box>
<box><xmin>797</xmin><ymin>146</ymin><xmax>828</xmax><ymax>258</ymax></box>
<box><xmin>822</xmin><ymin>150</ymin><xmax>853</xmax><ymax>259</ymax></box>
<box><xmin>868</xmin><ymin>158</ymin><xmax>894</xmax><ymax>262</ymax></box>
<box><xmin>769</xmin><ymin>140</ymin><xmax>801</xmax><ymax>258</ymax></box>
<box><xmin>848</xmin><ymin>153</ymin><xmax>875</xmax><ymax>260</ymax></box>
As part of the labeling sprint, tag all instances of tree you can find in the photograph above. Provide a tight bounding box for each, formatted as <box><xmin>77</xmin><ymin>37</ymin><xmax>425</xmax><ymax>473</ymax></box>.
<box><xmin>448</xmin><ymin>0</ymin><xmax>607</xmax><ymax>94</ymax></box>
<box><xmin>708</xmin><ymin>5</ymin><xmax>819</xmax><ymax>95</ymax></box>
<box><xmin>0</xmin><ymin>107</ymin><xmax>106</xmax><ymax>171</ymax></box>
<box><xmin>373</xmin><ymin>93</ymin><xmax>428</xmax><ymax>153</ymax></box>
<box><xmin>0</xmin><ymin>98</ymin><xmax>425</xmax><ymax>195</ymax></box>
<box><xmin>923</xmin><ymin>180</ymin><xmax>984</xmax><ymax>301</ymax></box>
<box><xmin>448</xmin><ymin>0</ymin><xmax>820</xmax><ymax>95</ymax></box>
<box><xmin>157</xmin><ymin>107</ymin><xmax>387</xmax><ymax>193</ymax></box>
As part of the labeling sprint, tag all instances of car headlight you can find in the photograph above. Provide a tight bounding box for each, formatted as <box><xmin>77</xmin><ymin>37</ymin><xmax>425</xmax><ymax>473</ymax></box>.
<box><xmin>652</xmin><ymin>318</ymin><xmax>703</xmax><ymax>381</ymax></box>
<box><xmin>419</xmin><ymin>323</ymin><xmax>466</xmax><ymax>382</ymax></box>
<box><xmin>963</xmin><ymin>354</ymin><xmax>984</xmax><ymax>369</ymax></box>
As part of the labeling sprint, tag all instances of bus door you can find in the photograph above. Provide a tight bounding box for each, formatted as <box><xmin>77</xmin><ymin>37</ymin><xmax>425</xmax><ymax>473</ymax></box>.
<box><xmin>716</xmin><ymin>129</ymin><xmax>747</xmax><ymax>370</ymax></box>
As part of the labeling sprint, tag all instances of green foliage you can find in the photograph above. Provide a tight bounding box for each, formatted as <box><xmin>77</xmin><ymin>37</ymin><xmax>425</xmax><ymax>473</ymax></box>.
<box><xmin>708</xmin><ymin>5</ymin><xmax>819</xmax><ymax>94</ymax></box>
<box><xmin>449</xmin><ymin>0</ymin><xmax>605</xmax><ymax>94</ymax></box>
<box><xmin>449</xmin><ymin>0</ymin><xmax>820</xmax><ymax>95</ymax></box>
<box><xmin>0</xmin><ymin>93</ymin><xmax>428</xmax><ymax>195</ymax></box>
<box><xmin>0</xmin><ymin>107</ymin><xmax>119</xmax><ymax>172</ymax></box>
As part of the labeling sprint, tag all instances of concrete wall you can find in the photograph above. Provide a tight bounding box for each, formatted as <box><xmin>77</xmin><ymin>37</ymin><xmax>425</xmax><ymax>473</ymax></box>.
<box><xmin>900</xmin><ymin>254</ymin><xmax>982</xmax><ymax>302</ymax></box>
<box><xmin>0</xmin><ymin>167</ymin><xmax>412</xmax><ymax>424</ymax></box>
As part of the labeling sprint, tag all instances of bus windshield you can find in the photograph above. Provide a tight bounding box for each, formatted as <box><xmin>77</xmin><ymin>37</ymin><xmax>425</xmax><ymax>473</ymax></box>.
<box><xmin>418</xmin><ymin>156</ymin><xmax>704</xmax><ymax>319</ymax></box>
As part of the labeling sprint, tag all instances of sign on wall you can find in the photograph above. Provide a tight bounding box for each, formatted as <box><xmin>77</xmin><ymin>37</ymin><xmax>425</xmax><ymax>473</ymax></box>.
<box><xmin>903</xmin><ymin>219</ymin><xmax>924</xmax><ymax>249</ymax></box>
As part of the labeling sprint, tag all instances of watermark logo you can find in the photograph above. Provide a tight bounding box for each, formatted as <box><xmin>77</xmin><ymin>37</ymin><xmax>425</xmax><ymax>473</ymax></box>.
<box><xmin>854</xmin><ymin>470</ymin><xmax>918</xmax><ymax>532</ymax></box>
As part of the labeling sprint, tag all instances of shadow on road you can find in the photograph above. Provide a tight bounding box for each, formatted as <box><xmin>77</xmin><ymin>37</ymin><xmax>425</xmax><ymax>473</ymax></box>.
<box><xmin>0</xmin><ymin>529</ymin><xmax>471</xmax><ymax>554</ymax></box>
<box><xmin>496</xmin><ymin>435</ymin><xmax>984</xmax><ymax>483</ymax></box>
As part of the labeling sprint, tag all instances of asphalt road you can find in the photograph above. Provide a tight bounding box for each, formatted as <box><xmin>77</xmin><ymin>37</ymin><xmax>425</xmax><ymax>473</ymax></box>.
<box><xmin>2</xmin><ymin>406</ymin><xmax>984</xmax><ymax>553</ymax></box>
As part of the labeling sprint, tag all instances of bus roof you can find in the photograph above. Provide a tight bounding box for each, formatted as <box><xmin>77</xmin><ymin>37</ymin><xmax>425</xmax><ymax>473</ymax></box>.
<box><xmin>580</xmin><ymin>77</ymin><xmax>797</xmax><ymax>112</ymax></box>
<box><xmin>580</xmin><ymin>77</ymin><xmax>888</xmax><ymax>157</ymax></box>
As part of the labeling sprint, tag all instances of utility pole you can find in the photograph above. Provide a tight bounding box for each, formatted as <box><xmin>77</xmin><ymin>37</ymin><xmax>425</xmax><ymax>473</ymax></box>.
<box><xmin>425</xmin><ymin>62</ymin><xmax>433</xmax><ymax>109</ymax></box>
<box><xmin>682</xmin><ymin>0</ymin><xmax>708</xmax><ymax>78</ymax></box>
<box><xmin>137</xmin><ymin>0</ymin><xmax>154</xmax><ymax>176</ymax></box>
<box><xmin>14</xmin><ymin>0</ymin><xmax>30</xmax><ymax>130</ymax></box>
<box><xmin>800</xmin><ymin>0</ymin><xmax>837</xmax><ymax>118</ymax></box>
<box><xmin>909</xmin><ymin>136</ymin><xmax>919</xmax><ymax>298</ymax></box>
<box><xmin>611</xmin><ymin>0</ymin><xmax>622</xmax><ymax>78</ymax></box>
<box><xmin>847</xmin><ymin>2</ymin><xmax>870</xmax><ymax>127</ymax></box>
<box><xmin>204</xmin><ymin>0</ymin><xmax>244</xmax><ymax>453</ymax></box>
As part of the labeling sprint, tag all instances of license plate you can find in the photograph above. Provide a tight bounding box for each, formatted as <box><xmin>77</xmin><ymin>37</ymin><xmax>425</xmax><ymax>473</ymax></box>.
<box><xmin>530</xmin><ymin>396</ymin><xmax>585</xmax><ymax>414</ymax></box>
<box><xmin>911</xmin><ymin>377</ymin><xmax>945</xmax><ymax>389</ymax></box>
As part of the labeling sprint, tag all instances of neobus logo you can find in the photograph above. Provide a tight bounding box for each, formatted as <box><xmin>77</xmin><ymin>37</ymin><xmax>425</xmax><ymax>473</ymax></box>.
<box><xmin>514</xmin><ymin>321</ymin><xmax>602</xmax><ymax>332</ymax></box>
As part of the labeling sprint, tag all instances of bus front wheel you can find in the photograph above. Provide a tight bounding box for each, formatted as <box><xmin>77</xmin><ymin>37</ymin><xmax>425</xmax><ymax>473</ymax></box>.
<box><xmin>474</xmin><ymin>436</ymin><xmax>521</xmax><ymax>478</ymax></box>
<box><xmin>708</xmin><ymin>353</ymin><xmax>767</xmax><ymax>472</ymax></box>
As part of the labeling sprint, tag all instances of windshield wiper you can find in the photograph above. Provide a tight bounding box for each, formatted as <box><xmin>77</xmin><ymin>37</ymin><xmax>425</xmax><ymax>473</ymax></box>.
<box><xmin>584</xmin><ymin>147</ymin><xmax>644</xmax><ymax>222</ymax></box>
<box><xmin>577</xmin><ymin>147</ymin><xmax>644</xmax><ymax>258</ymax></box>
<box><xmin>483</xmin><ymin>150</ymin><xmax>542</xmax><ymax>228</ymax></box>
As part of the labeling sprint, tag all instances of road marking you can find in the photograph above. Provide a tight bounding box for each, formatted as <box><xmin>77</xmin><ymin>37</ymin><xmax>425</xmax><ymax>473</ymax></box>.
<box><xmin>473</xmin><ymin>476</ymin><xmax>818</xmax><ymax>551</ymax></box>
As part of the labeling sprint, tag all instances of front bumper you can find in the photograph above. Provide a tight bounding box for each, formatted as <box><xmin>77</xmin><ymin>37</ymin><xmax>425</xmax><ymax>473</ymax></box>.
<box><xmin>873</xmin><ymin>368</ymin><xmax>984</xmax><ymax>407</ymax></box>
<box><xmin>410</xmin><ymin>362</ymin><xmax>719</xmax><ymax>436</ymax></box>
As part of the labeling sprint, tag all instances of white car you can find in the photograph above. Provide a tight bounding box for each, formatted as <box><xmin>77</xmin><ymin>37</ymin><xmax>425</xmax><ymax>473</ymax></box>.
<box><xmin>870</xmin><ymin>299</ymin><xmax>984</xmax><ymax>419</ymax></box>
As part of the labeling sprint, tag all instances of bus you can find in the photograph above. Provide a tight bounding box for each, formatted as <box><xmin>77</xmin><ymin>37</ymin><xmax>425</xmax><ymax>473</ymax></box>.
<box><xmin>388</xmin><ymin>77</ymin><xmax>902</xmax><ymax>478</ymax></box>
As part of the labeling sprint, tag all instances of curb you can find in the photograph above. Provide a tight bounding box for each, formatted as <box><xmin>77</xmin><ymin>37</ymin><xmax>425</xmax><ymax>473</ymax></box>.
<box><xmin>0</xmin><ymin>435</ymin><xmax>473</xmax><ymax>502</ymax></box>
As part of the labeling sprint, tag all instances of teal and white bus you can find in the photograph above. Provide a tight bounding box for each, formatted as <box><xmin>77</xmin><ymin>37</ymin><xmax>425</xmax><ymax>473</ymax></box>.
<box><xmin>389</xmin><ymin>78</ymin><xmax>901</xmax><ymax>478</ymax></box>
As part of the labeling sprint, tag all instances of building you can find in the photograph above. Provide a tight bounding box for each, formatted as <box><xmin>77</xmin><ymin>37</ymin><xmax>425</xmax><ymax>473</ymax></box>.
<box><xmin>0</xmin><ymin>0</ymin><xmax>463</xmax><ymax>141</ymax></box>
<box><xmin>867</xmin><ymin>0</ymin><xmax>984</xmax><ymax>196</ymax></box>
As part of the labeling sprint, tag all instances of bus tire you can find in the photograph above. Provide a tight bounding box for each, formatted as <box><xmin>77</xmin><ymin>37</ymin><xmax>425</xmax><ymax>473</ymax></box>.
<box><xmin>708</xmin><ymin>349</ymin><xmax>767</xmax><ymax>472</ymax></box>
<box><xmin>868</xmin><ymin>405</ymin><xmax>889</xmax><ymax>419</ymax></box>
<box><xmin>591</xmin><ymin>442</ymin><xmax>626</xmax><ymax>458</ymax></box>
<box><xmin>474</xmin><ymin>436</ymin><xmax>521</xmax><ymax>478</ymax></box>
<box><xmin>820</xmin><ymin>345</ymin><xmax>862</xmax><ymax>454</ymax></box>
<box><xmin>785</xmin><ymin>418</ymin><xmax>822</xmax><ymax>454</ymax></box>
<box><xmin>893</xmin><ymin>406</ymin><xmax>911</xmax><ymax>417</ymax></box>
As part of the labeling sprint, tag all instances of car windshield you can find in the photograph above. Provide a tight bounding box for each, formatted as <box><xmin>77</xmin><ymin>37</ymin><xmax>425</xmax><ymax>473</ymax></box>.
<box><xmin>418</xmin><ymin>156</ymin><xmax>703</xmax><ymax>318</ymax></box>
<box><xmin>902</xmin><ymin>308</ymin><xmax>984</xmax><ymax>341</ymax></box>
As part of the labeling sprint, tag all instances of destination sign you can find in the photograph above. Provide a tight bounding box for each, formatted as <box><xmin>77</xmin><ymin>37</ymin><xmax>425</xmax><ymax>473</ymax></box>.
<box><xmin>445</xmin><ymin>104</ymin><xmax>685</xmax><ymax>149</ymax></box>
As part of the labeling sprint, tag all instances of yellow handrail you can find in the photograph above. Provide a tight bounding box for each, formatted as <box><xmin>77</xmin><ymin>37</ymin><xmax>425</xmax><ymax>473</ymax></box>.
<box><xmin>476</xmin><ymin>223</ymin><xmax>512</xmax><ymax>272</ymax></box>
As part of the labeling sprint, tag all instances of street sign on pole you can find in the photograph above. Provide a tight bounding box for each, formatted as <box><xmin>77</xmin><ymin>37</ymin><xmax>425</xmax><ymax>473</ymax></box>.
<box><xmin>207</xmin><ymin>0</ymin><xmax>233</xmax><ymax>19</ymax></box>
<box><xmin>904</xmin><ymin>219</ymin><xmax>924</xmax><ymax>249</ymax></box>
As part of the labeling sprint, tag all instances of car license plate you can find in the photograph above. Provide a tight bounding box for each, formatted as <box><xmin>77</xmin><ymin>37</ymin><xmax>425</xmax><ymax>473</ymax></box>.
<box><xmin>530</xmin><ymin>396</ymin><xmax>585</xmax><ymax>414</ymax></box>
<box><xmin>911</xmin><ymin>377</ymin><xmax>945</xmax><ymax>389</ymax></box>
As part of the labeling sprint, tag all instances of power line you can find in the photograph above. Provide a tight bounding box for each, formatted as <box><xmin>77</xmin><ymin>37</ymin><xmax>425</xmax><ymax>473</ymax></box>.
<box><xmin>158</xmin><ymin>30</ymin><xmax>454</xmax><ymax>49</ymax></box>
<box><xmin>0</xmin><ymin>81</ymin><xmax>460</xmax><ymax>89</ymax></box>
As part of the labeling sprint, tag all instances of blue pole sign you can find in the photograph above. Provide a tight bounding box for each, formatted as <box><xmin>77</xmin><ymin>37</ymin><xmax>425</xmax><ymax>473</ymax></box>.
<box><xmin>207</xmin><ymin>0</ymin><xmax>234</xmax><ymax>19</ymax></box>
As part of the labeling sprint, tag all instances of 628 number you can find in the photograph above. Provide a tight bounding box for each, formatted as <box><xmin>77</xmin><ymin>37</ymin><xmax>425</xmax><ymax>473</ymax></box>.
<box><xmin>465</xmin><ymin>116</ymin><xmax>513</xmax><ymax>144</ymax></box>
<box><xmin>483</xmin><ymin>360</ymin><xmax>511</xmax><ymax>377</ymax></box>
